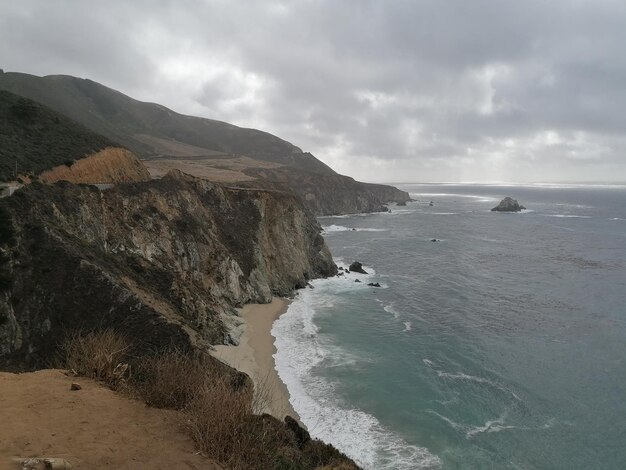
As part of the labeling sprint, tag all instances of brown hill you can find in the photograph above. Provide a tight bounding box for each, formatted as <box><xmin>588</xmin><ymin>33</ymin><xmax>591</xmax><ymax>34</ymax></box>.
<box><xmin>38</xmin><ymin>147</ymin><xmax>150</xmax><ymax>184</ymax></box>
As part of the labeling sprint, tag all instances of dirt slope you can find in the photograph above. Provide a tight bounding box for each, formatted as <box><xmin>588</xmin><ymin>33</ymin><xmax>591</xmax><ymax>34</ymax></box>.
<box><xmin>38</xmin><ymin>147</ymin><xmax>150</xmax><ymax>184</ymax></box>
<box><xmin>0</xmin><ymin>369</ymin><xmax>221</xmax><ymax>470</ymax></box>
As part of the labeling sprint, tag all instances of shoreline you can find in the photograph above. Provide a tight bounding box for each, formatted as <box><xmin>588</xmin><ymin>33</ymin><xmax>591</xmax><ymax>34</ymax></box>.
<box><xmin>212</xmin><ymin>297</ymin><xmax>299</xmax><ymax>421</ymax></box>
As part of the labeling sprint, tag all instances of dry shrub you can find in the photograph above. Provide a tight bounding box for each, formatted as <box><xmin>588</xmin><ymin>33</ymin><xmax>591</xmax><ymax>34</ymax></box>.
<box><xmin>132</xmin><ymin>350</ymin><xmax>208</xmax><ymax>409</ymax></box>
<box><xmin>59</xmin><ymin>332</ymin><xmax>358</xmax><ymax>470</ymax></box>
<box><xmin>60</xmin><ymin>329</ymin><xmax>130</xmax><ymax>385</ymax></box>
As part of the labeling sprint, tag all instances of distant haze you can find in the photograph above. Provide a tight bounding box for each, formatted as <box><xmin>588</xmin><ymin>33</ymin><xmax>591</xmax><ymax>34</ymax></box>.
<box><xmin>1</xmin><ymin>1</ymin><xmax>625</xmax><ymax>184</ymax></box>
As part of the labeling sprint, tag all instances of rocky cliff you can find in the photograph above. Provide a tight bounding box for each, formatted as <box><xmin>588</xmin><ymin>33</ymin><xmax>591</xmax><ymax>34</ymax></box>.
<box><xmin>242</xmin><ymin>166</ymin><xmax>412</xmax><ymax>215</ymax></box>
<box><xmin>38</xmin><ymin>147</ymin><xmax>150</xmax><ymax>184</ymax></box>
<box><xmin>0</xmin><ymin>171</ymin><xmax>336</xmax><ymax>370</ymax></box>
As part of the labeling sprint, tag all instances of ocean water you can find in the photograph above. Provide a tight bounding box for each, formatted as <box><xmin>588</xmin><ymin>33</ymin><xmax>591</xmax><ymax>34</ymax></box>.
<box><xmin>273</xmin><ymin>183</ymin><xmax>626</xmax><ymax>470</ymax></box>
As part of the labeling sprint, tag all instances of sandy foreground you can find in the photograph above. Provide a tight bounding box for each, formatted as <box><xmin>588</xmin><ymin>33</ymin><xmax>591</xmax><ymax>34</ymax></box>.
<box><xmin>212</xmin><ymin>297</ymin><xmax>299</xmax><ymax>421</ymax></box>
<box><xmin>0</xmin><ymin>369</ymin><xmax>221</xmax><ymax>470</ymax></box>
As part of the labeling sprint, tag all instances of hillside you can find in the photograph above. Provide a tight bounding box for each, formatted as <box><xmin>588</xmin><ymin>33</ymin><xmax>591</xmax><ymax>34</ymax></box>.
<box><xmin>0</xmin><ymin>71</ymin><xmax>411</xmax><ymax>213</ymax></box>
<box><xmin>0</xmin><ymin>89</ymin><xmax>117</xmax><ymax>181</ymax></box>
<box><xmin>0</xmin><ymin>71</ymin><xmax>333</xmax><ymax>174</ymax></box>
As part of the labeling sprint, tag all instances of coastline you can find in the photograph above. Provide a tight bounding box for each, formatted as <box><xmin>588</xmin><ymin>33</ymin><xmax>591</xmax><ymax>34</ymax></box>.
<box><xmin>212</xmin><ymin>297</ymin><xmax>299</xmax><ymax>421</ymax></box>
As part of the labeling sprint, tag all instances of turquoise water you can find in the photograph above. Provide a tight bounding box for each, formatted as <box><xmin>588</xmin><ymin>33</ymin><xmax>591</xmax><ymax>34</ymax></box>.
<box><xmin>273</xmin><ymin>184</ymin><xmax>626</xmax><ymax>469</ymax></box>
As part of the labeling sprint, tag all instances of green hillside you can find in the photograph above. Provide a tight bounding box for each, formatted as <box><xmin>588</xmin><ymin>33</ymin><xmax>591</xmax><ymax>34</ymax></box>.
<box><xmin>0</xmin><ymin>90</ymin><xmax>117</xmax><ymax>181</ymax></box>
<box><xmin>0</xmin><ymin>71</ymin><xmax>334</xmax><ymax>174</ymax></box>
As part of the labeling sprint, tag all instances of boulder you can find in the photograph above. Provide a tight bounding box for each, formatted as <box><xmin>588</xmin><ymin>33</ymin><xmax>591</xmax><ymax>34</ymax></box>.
<box><xmin>367</xmin><ymin>282</ymin><xmax>381</xmax><ymax>287</ymax></box>
<box><xmin>355</xmin><ymin>279</ymin><xmax>361</xmax><ymax>283</ymax></box>
<box><xmin>349</xmin><ymin>261</ymin><xmax>368</xmax><ymax>274</ymax></box>
<box><xmin>491</xmin><ymin>197</ymin><xmax>526</xmax><ymax>212</ymax></box>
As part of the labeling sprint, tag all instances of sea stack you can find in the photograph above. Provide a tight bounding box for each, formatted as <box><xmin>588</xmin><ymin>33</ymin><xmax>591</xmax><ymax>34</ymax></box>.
<box><xmin>491</xmin><ymin>197</ymin><xmax>526</xmax><ymax>212</ymax></box>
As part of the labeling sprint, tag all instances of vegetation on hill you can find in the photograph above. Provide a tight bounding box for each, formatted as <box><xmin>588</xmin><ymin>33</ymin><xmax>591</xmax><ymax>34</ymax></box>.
<box><xmin>59</xmin><ymin>331</ymin><xmax>359</xmax><ymax>470</ymax></box>
<box><xmin>0</xmin><ymin>89</ymin><xmax>116</xmax><ymax>181</ymax></box>
<box><xmin>0</xmin><ymin>72</ymin><xmax>334</xmax><ymax>174</ymax></box>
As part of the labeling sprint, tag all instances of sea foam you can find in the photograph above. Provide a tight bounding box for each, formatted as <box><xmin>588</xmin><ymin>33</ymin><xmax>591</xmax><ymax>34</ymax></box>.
<box><xmin>273</xmin><ymin>276</ymin><xmax>441</xmax><ymax>469</ymax></box>
<box><xmin>322</xmin><ymin>224</ymin><xmax>388</xmax><ymax>233</ymax></box>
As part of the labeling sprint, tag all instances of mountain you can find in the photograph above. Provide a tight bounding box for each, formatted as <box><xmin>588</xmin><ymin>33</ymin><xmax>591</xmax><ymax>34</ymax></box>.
<box><xmin>0</xmin><ymin>89</ymin><xmax>117</xmax><ymax>181</ymax></box>
<box><xmin>0</xmin><ymin>71</ymin><xmax>332</xmax><ymax>174</ymax></box>
<box><xmin>0</xmin><ymin>71</ymin><xmax>410</xmax><ymax>213</ymax></box>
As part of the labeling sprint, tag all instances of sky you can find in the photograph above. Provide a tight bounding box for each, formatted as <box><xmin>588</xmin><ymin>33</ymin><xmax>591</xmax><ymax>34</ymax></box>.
<box><xmin>1</xmin><ymin>0</ymin><xmax>625</xmax><ymax>183</ymax></box>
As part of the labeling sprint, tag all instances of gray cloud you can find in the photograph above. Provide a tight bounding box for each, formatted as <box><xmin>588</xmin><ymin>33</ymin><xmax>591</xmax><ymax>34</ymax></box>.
<box><xmin>1</xmin><ymin>0</ymin><xmax>625</xmax><ymax>183</ymax></box>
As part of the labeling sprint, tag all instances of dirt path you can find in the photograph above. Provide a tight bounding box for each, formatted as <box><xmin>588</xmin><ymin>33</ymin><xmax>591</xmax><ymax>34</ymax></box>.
<box><xmin>0</xmin><ymin>369</ymin><xmax>221</xmax><ymax>470</ymax></box>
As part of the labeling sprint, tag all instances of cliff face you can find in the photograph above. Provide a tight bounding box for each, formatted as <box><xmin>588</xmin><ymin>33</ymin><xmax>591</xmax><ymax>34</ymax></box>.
<box><xmin>242</xmin><ymin>167</ymin><xmax>412</xmax><ymax>215</ymax></box>
<box><xmin>0</xmin><ymin>171</ymin><xmax>335</xmax><ymax>370</ymax></box>
<box><xmin>38</xmin><ymin>147</ymin><xmax>151</xmax><ymax>184</ymax></box>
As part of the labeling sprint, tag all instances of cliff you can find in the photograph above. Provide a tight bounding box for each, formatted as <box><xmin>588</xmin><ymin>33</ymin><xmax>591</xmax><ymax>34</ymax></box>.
<box><xmin>38</xmin><ymin>147</ymin><xmax>151</xmax><ymax>184</ymax></box>
<box><xmin>0</xmin><ymin>171</ymin><xmax>336</xmax><ymax>370</ymax></box>
<box><xmin>242</xmin><ymin>166</ymin><xmax>412</xmax><ymax>215</ymax></box>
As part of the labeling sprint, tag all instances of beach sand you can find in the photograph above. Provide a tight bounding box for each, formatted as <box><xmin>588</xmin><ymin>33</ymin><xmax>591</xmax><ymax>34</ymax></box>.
<box><xmin>212</xmin><ymin>297</ymin><xmax>298</xmax><ymax>421</ymax></box>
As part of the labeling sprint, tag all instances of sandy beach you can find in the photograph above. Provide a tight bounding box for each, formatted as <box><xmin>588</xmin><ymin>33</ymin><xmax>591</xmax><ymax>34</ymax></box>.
<box><xmin>212</xmin><ymin>297</ymin><xmax>298</xmax><ymax>421</ymax></box>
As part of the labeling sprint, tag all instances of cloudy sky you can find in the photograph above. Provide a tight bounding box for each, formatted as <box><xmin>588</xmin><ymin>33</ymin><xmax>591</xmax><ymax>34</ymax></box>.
<box><xmin>1</xmin><ymin>0</ymin><xmax>625</xmax><ymax>183</ymax></box>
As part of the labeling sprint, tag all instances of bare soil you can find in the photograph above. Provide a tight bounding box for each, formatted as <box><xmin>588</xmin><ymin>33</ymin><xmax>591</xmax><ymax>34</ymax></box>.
<box><xmin>0</xmin><ymin>369</ymin><xmax>221</xmax><ymax>470</ymax></box>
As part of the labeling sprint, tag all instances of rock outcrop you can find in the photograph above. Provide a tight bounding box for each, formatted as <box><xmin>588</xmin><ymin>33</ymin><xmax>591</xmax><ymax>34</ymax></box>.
<box><xmin>349</xmin><ymin>261</ymin><xmax>368</xmax><ymax>274</ymax></box>
<box><xmin>242</xmin><ymin>166</ymin><xmax>411</xmax><ymax>216</ymax></box>
<box><xmin>0</xmin><ymin>171</ymin><xmax>336</xmax><ymax>370</ymax></box>
<box><xmin>491</xmin><ymin>197</ymin><xmax>526</xmax><ymax>212</ymax></box>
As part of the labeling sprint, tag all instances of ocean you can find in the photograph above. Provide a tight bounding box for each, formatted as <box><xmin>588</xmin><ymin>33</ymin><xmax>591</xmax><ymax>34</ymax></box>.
<box><xmin>272</xmin><ymin>183</ymin><xmax>626</xmax><ymax>470</ymax></box>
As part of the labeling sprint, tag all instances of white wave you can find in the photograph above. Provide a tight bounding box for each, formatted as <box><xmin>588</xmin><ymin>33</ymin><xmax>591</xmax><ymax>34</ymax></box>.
<box><xmin>383</xmin><ymin>303</ymin><xmax>400</xmax><ymax>319</ymax></box>
<box><xmin>403</xmin><ymin>322</ymin><xmax>412</xmax><ymax>331</ymax></box>
<box><xmin>422</xmin><ymin>359</ymin><xmax>435</xmax><ymax>368</ymax></box>
<box><xmin>385</xmin><ymin>208</ymin><xmax>417</xmax><ymax>216</ymax></box>
<box><xmin>427</xmin><ymin>410</ymin><xmax>555</xmax><ymax>440</ymax></box>
<box><xmin>434</xmin><ymin>370</ymin><xmax>521</xmax><ymax>401</ymax></box>
<box><xmin>466</xmin><ymin>413</ymin><xmax>508</xmax><ymax>438</ymax></box>
<box><xmin>544</xmin><ymin>214</ymin><xmax>592</xmax><ymax>219</ymax></box>
<box><xmin>273</xmin><ymin>281</ymin><xmax>441</xmax><ymax>470</ymax></box>
<box><xmin>411</xmin><ymin>193</ymin><xmax>493</xmax><ymax>199</ymax></box>
<box><xmin>609</xmin><ymin>217</ymin><xmax>625</xmax><ymax>221</ymax></box>
<box><xmin>318</xmin><ymin>212</ymin><xmax>375</xmax><ymax>219</ymax></box>
<box><xmin>467</xmin><ymin>416</ymin><xmax>557</xmax><ymax>439</ymax></box>
<box><xmin>430</xmin><ymin>212</ymin><xmax>458</xmax><ymax>215</ymax></box>
<box><xmin>555</xmin><ymin>203</ymin><xmax>594</xmax><ymax>209</ymax></box>
<box><xmin>335</xmin><ymin>259</ymin><xmax>376</xmax><ymax>276</ymax></box>
<box><xmin>322</xmin><ymin>224</ymin><xmax>388</xmax><ymax>233</ymax></box>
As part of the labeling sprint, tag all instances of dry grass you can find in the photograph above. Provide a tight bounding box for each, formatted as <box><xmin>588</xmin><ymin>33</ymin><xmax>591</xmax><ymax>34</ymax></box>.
<box><xmin>59</xmin><ymin>330</ymin><xmax>359</xmax><ymax>470</ymax></box>
<box><xmin>132</xmin><ymin>350</ymin><xmax>209</xmax><ymax>409</ymax></box>
<box><xmin>59</xmin><ymin>329</ymin><xmax>130</xmax><ymax>385</ymax></box>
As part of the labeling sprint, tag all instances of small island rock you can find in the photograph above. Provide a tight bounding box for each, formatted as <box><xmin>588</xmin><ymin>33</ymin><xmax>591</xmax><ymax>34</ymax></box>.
<box><xmin>491</xmin><ymin>197</ymin><xmax>526</xmax><ymax>212</ymax></box>
<box><xmin>349</xmin><ymin>261</ymin><xmax>368</xmax><ymax>274</ymax></box>
<box><xmin>367</xmin><ymin>282</ymin><xmax>381</xmax><ymax>287</ymax></box>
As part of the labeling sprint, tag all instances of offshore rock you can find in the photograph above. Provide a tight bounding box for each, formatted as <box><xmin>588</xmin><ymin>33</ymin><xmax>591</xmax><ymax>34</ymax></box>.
<box><xmin>0</xmin><ymin>170</ymin><xmax>336</xmax><ymax>370</ymax></box>
<box><xmin>491</xmin><ymin>197</ymin><xmax>526</xmax><ymax>212</ymax></box>
<box><xmin>349</xmin><ymin>261</ymin><xmax>368</xmax><ymax>274</ymax></box>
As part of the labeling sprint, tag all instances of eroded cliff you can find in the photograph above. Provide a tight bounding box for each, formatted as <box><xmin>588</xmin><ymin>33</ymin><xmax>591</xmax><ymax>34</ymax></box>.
<box><xmin>242</xmin><ymin>166</ymin><xmax>412</xmax><ymax>215</ymax></box>
<box><xmin>0</xmin><ymin>171</ymin><xmax>336</xmax><ymax>370</ymax></box>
